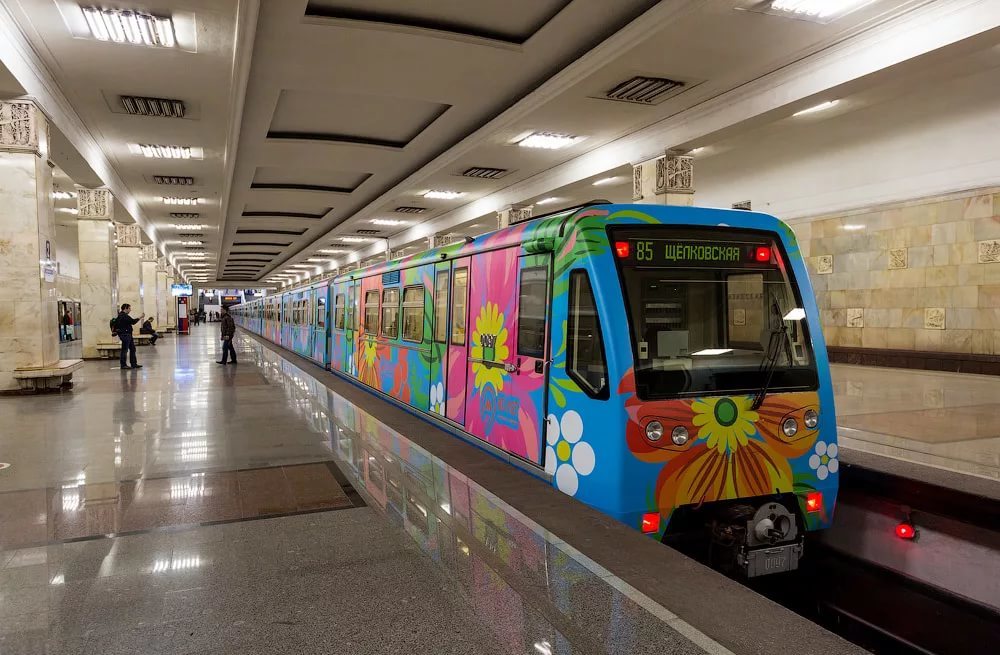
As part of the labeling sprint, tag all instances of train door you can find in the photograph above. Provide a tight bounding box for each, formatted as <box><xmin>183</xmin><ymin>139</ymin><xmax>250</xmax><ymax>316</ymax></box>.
<box><xmin>429</xmin><ymin>262</ymin><xmax>450</xmax><ymax>418</ymax></box>
<box><xmin>464</xmin><ymin>248</ymin><xmax>549</xmax><ymax>465</ymax></box>
<box><xmin>346</xmin><ymin>280</ymin><xmax>359</xmax><ymax>376</ymax></box>
<box><xmin>313</xmin><ymin>286</ymin><xmax>328</xmax><ymax>365</ymax></box>
<box><xmin>445</xmin><ymin>257</ymin><xmax>470</xmax><ymax>424</ymax></box>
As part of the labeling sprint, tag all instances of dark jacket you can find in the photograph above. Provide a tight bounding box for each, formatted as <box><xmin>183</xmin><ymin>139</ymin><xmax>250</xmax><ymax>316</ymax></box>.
<box><xmin>115</xmin><ymin>311</ymin><xmax>140</xmax><ymax>336</ymax></box>
<box><xmin>140</xmin><ymin>320</ymin><xmax>156</xmax><ymax>335</ymax></box>
<box><xmin>221</xmin><ymin>313</ymin><xmax>236</xmax><ymax>338</ymax></box>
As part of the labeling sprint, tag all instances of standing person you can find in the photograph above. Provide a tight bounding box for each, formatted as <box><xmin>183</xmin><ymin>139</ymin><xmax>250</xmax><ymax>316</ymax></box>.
<box><xmin>217</xmin><ymin>305</ymin><xmax>237</xmax><ymax>365</ymax></box>
<box><xmin>114</xmin><ymin>303</ymin><xmax>144</xmax><ymax>369</ymax></box>
<box><xmin>139</xmin><ymin>317</ymin><xmax>159</xmax><ymax>345</ymax></box>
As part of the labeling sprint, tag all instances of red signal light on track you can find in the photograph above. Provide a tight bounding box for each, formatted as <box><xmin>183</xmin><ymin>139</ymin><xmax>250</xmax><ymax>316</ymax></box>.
<box><xmin>615</xmin><ymin>241</ymin><xmax>630</xmax><ymax>258</ymax></box>
<box><xmin>895</xmin><ymin>522</ymin><xmax>916</xmax><ymax>540</ymax></box>
<box><xmin>805</xmin><ymin>491</ymin><xmax>823</xmax><ymax>513</ymax></box>
<box><xmin>755</xmin><ymin>246</ymin><xmax>771</xmax><ymax>262</ymax></box>
<box><xmin>641</xmin><ymin>512</ymin><xmax>660</xmax><ymax>534</ymax></box>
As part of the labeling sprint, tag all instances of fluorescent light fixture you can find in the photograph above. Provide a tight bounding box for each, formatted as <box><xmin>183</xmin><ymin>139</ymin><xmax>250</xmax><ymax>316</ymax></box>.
<box><xmin>81</xmin><ymin>7</ymin><xmax>175</xmax><ymax>47</ymax></box>
<box><xmin>536</xmin><ymin>197</ymin><xmax>561</xmax><ymax>205</ymax></box>
<box><xmin>516</xmin><ymin>131</ymin><xmax>581</xmax><ymax>150</ymax></box>
<box><xmin>771</xmin><ymin>0</ymin><xmax>871</xmax><ymax>20</ymax></box>
<box><xmin>178</xmin><ymin>240</ymin><xmax>203</xmax><ymax>245</ymax></box>
<box><xmin>57</xmin><ymin>208</ymin><xmax>79</xmax><ymax>215</ymax></box>
<box><xmin>592</xmin><ymin>176</ymin><xmax>623</xmax><ymax>186</ymax></box>
<box><xmin>371</xmin><ymin>219</ymin><xmax>408</xmax><ymax>226</ymax></box>
<box><xmin>135</xmin><ymin>144</ymin><xmax>193</xmax><ymax>159</ymax></box>
<box><xmin>842</xmin><ymin>224</ymin><xmax>865</xmax><ymax>231</ymax></box>
<box><xmin>339</xmin><ymin>236</ymin><xmax>373</xmax><ymax>243</ymax></box>
<box><xmin>169</xmin><ymin>224</ymin><xmax>205</xmax><ymax>229</ymax></box>
<box><xmin>53</xmin><ymin>191</ymin><xmax>77</xmax><ymax>200</ymax></box>
<box><xmin>783</xmin><ymin>308</ymin><xmax>807</xmax><ymax>321</ymax></box>
<box><xmin>162</xmin><ymin>197</ymin><xmax>201</xmax><ymax>206</ymax></box>
<box><xmin>307</xmin><ymin>258</ymin><xmax>330</xmax><ymax>262</ymax></box>
<box><xmin>423</xmin><ymin>190</ymin><xmax>463</xmax><ymax>200</ymax></box>
<box><xmin>317</xmin><ymin>249</ymin><xmax>345</xmax><ymax>254</ymax></box>
<box><xmin>692</xmin><ymin>348</ymin><xmax>733</xmax><ymax>356</ymax></box>
<box><xmin>793</xmin><ymin>100</ymin><xmax>839</xmax><ymax>116</ymax></box>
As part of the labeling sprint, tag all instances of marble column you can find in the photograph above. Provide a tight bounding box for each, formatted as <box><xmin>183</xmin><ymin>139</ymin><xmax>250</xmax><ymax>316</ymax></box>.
<box><xmin>156</xmin><ymin>257</ymin><xmax>169</xmax><ymax>329</ymax></box>
<box><xmin>496</xmin><ymin>203</ymin><xmax>532</xmax><ymax>230</ymax></box>
<box><xmin>140</xmin><ymin>244</ymin><xmax>159</xmax><ymax>327</ymax></box>
<box><xmin>0</xmin><ymin>100</ymin><xmax>59</xmax><ymax>390</ymax></box>
<box><xmin>77</xmin><ymin>188</ymin><xmax>116</xmax><ymax>358</ymax></box>
<box><xmin>165</xmin><ymin>272</ymin><xmax>177</xmax><ymax>329</ymax></box>
<box><xmin>115</xmin><ymin>223</ymin><xmax>143</xmax><ymax>320</ymax></box>
<box><xmin>631</xmin><ymin>150</ymin><xmax>695</xmax><ymax>206</ymax></box>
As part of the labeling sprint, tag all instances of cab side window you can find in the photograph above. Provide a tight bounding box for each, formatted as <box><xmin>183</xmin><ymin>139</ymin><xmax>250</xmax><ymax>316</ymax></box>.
<box><xmin>567</xmin><ymin>270</ymin><xmax>608</xmax><ymax>398</ymax></box>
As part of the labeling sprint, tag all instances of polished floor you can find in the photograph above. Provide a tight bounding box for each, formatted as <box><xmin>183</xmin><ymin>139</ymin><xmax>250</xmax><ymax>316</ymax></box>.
<box><xmin>832</xmin><ymin>364</ymin><xmax>1000</xmax><ymax>480</ymax></box>
<box><xmin>0</xmin><ymin>327</ymin><xmax>725</xmax><ymax>655</ymax></box>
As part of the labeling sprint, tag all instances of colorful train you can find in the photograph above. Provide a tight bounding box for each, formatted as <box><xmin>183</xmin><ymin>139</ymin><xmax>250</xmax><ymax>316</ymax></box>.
<box><xmin>232</xmin><ymin>202</ymin><xmax>839</xmax><ymax>576</ymax></box>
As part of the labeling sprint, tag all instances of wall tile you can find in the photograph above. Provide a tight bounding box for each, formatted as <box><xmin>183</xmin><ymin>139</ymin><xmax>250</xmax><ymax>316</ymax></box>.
<box><xmin>886</xmin><ymin>328</ymin><xmax>915</xmax><ymax>350</ymax></box>
<box><xmin>925</xmin><ymin>265</ymin><xmax>958</xmax><ymax>287</ymax></box>
<box><xmin>861</xmin><ymin>327</ymin><xmax>888</xmax><ymax>349</ymax></box>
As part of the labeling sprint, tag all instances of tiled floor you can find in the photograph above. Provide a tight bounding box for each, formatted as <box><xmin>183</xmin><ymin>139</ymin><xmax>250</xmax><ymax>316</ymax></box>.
<box><xmin>832</xmin><ymin>364</ymin><xmax>1000</xmax><ymax>480</ymax></box>
<box><xmin>0</xmin><ymin>326</ymin><xmax>723</xmax><ymax>655</ymax></box>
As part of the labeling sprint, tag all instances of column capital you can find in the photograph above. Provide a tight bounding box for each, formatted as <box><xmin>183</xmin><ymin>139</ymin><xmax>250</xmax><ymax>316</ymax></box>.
<box><xmin>631</xmin><ymin>149</ymin><xmax>695</xmax><ymax>203</ymax></box>
<box><xmin>0</xmin><ymin>100</ymin><xmax>44</xmax><ymax>155</ymax></box>
<box><xmin>156</xmin><ymin>256</ymin><xmax>168</xmax><ymax>273</ymax></box>
<box><xmin>141</xmin><ymin>244</ymin><xmax>158</xmax><ymax>261</ymax></box>
<box><xmin>76</xmin><ymin>187</ymin><xmax>114</xmax><ymax>219</ymax></box>
<box><xmin>497</xmin><ymin>203</ymin><xmax>533</xmax><ymax>229</ymax></box>
<box><xmin>115</xmin><ymin>223</ymin><xmax>142</xmax><ymax>247</ymax></box>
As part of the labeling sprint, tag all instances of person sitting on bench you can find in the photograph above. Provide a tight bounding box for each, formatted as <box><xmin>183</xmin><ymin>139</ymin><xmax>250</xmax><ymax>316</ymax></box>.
<box><xmin>139</xmin><ymin>318</ymin><xmax>159</xmax><ymax>345</ymax></box>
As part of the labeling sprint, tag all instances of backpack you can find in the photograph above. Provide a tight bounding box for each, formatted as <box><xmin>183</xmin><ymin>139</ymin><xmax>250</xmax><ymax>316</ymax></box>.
<box><xmin>110</xmin><ymin>316</ymin><xmax>118</xmax><ymax>336</ymax></box>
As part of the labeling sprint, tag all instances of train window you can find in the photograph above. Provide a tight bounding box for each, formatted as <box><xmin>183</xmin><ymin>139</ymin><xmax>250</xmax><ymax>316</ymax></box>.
<box><xmin>381</xmin><ymin>288</ymin><xmax>400</xmax><ymax>338</ymax></box>
<box><xmin>567</xmin><ymin>270</ymin><xmax>608</xmax><ymax>398</ymax></box>
<box><xmin>450</xmin><ymin>267</ymin><xmax>468</xmax><ymax>346</ymax></box>
<box><xmin>517</xmin><ymin>266</ymin><xmax>548</xmax><ymax>358</ymax></box>
<box><xmin>316</xmin><ymin>297</ymin><xmax>326</xmax><ymax>328</ymax></box>
<box><xmin>401</xmin><ymin>285</ymin><xmax>424</xmax><ymax>343</ymax></box>
<box><xmin>433</xmin><ymin>271</ymin><xmax>449</xmax><ymax>343</ymax></box>
<box><xmin>364</xmin><ymin>290</ymin><xmax>379</xmax><ymax>334</ymax></box>
<box><xmin>334</xmin><ymin>294</ymin><xmax>345</xmax><ymax>330</ymax></box>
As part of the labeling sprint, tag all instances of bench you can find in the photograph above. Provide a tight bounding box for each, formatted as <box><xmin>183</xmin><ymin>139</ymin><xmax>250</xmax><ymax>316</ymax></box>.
<box><xmin>13</xmin><ymin>359</ymin><xmax>84</xmax><ymax>392</ymax></box>
<box><xmin>95</xmin><ymin>334</ymin><xmax>155</xmax><ymax>358</ymax></box>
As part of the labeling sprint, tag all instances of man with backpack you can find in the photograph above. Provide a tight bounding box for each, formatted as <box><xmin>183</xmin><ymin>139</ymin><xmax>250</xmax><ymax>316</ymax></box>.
<box><xmin>112</xmin><ymin>303</ymin><xmax>144</xmax><ymax>369</ymax></box>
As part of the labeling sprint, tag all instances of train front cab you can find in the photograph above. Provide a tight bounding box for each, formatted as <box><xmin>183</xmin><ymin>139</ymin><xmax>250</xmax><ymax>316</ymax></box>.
<box><xmin>555</xmin><ymin>205</ymin><xmax>837</xmax><ymax>578</ymax></box>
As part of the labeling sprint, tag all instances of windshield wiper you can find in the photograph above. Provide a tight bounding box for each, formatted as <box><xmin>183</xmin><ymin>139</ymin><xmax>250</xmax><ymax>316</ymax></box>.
<box><xmin>751</xmin><ymin>298</ymin><xmax>793</xmax><ymax>410</ymax></box>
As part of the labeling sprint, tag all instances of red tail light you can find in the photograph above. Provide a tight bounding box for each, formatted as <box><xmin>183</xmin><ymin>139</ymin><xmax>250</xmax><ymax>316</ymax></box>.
<box><xmin>895</xmin><ymin>523</ymin><xmax>916</xmax><ymax>539</ymax></box>
<box><xmin>755</xmin><ymin>246</ymin><xmax>771</xmax><ymax>262</ymax></box>
<box><xmin>615</xmin><ymin>241</ymin><xmax>630</xmax><ymax>258</ymax></box>
<box><xmin>641</xmin><ymin>512</ymin><xmax>660</xmax><ymax>534</ymax></box>
<box><xmin>805</xmin><ymin>491</ymin><xmax>823</xmax><ymax>513</ymax></box>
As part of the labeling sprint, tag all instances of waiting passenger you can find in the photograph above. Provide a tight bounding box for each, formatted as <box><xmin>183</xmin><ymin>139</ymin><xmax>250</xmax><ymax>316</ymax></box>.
<box><xmin>114</xmin><ymin>303</ymin><xmax>144</xmax><ymax>370</ymax></box>
<box><xmin>217</xmin><ymin>305</ymin><xmax>238</xmax><ymax>365</ymax></box>
<box><xmin>140</xmin><ymin>318</ymin><xmax>159</xmax><ymax>345</ymax></box>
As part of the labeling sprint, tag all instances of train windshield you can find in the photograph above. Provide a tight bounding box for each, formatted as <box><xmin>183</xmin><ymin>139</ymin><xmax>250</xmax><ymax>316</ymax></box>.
<box><xmin>611</xmin><ymin>227</ymin><xmax>818</xmax><ymax>399</ymax></box>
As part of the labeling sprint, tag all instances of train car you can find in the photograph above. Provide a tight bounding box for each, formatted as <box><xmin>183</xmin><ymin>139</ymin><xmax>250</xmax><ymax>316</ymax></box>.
<box><xmin>236</xmin><ymin>202</ymin><xmax>837</xmax><ymax>577</ymax></box>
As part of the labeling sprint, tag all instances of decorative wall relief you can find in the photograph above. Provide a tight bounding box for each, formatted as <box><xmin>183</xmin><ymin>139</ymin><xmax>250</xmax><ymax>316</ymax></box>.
<box><xmin>815</xmin><ymin>255</ymin><xmax>834</xmax><ymax>274</ymax></box>
<box><xmin>115</xmin><ymin>223</ymin><xmax>141</xmax><ymax>247</ymax></box>
<box><xmin>77</xmin><ymin>188</ymin><xmax>112</xmax><ymax>219</ymax></box>
<box><xmin>888</xmin><ymin>248</ymin><xmax>908</xmax><ymax>270</ymax></box>
<box><xmin>0</xmin><ymin>100</ymin><xmax>38</xmax><ymax>152</ymax></box>
<box><xmin>924</xmin><ymin>308</ymin><xmax>946</xmax><ymax>330</ymax></box>
<box><xmin>632</xmin><ymin>164</ymin><xmax>643</xmax><ymax>201</ymax></box>
<box><xmin>141</xmin><ymin>244</ymin><xmax>158</xmax><ymax>261</ymax></box>
<box><xmin>655</xmin><ymin>153</ymin><xmax>694</xmax><ymax>194</ymax></box>
<box><xmin>846</xmin><ymin>308</ymin><xmax>864</xmax><ymax>328</ymax></box>
<box><xmin>979</xmin><ymin>239</ymin><xmax>1000</xmax><ymax>264</ymax></box>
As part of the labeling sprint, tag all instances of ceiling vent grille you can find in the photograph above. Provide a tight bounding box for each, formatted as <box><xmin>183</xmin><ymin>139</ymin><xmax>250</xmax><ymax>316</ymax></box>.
<box><xmin>604</xmin><ymin>76</ymin><xmax>683</xmax><ymax>105</ymax></box>
<box><xmin>154</xmin><ymin>175</ymin><xmax>194</xmax><ymax>185</ymax></box>
<box><xmin>121</xmin><ymin>95</ymin><xmax>186</xmax><ymax>118</ymax></box>
<box><xmin>461</xmin><ymin>167</ymin><xmax>508</xmax><ymax>179</ymax></box>
<box><xmin>394</xmin><ymin>206</ymin><xmax>426</xmax><ymax>214</ymax></box>
<box><xmin>170</xmin><ymin>212</ymin><xmax>200</xmax><ymax>218</ymax></box>
<box><xmin>355</xmin><ymin>229</ymin><xmax>380</xmax><ymax>235</ymax></box>
<box><xmin>177</xmin><ymin>233</ymin><xmax>203</xmax><ymax>238</ymax></box>
<box><xmin>183</xmin><ymin>246</ymin><xmax>205</xmax><ymax>250</ymax></box>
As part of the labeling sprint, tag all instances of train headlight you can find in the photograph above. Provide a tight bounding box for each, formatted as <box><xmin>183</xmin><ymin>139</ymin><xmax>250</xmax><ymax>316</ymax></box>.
<box><xmin>645</xmin><ymin>421</ymin><xmax>664</xmax><ymax>442</ymax></box>
<box><xmin>782</xmin><ymin>417</ymin><xmax>798</xmax><ymax>437</ymax></box>
<box><xmin>671</xmin><ymin>426</ymin><xmax>689</xmax><ymax>446</ymax></box>
<box><xmin>804</xmin><ymin>409</ymin><xmax>819</xmax><ymax>429</ymax></box>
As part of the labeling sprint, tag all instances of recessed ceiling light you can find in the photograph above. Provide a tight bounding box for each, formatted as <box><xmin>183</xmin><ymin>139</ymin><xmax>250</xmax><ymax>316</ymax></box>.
<box><xmin>120</xmin><ymin>95</ymin><xmax>185</xmax><ymax>118</ymax></box>
<box><xmin>592</xmin><ymin>177</ymin><xmax>623</xmax><ymax>186</ymax></box>
<box><xmin>423</xmin><ymin>190</ymin><xmax>463</xmax><ymax>200</ymax></box>
<box><xmin>793</xmin><ymin>100</ymin><xmax>839</xmax><ymax>116</ymax></box>
<box><xmin>80</xmin><ymin>7</ymin><xmax>176</xmax><ymax>48</ymax></box>
<box><xmin>307</xmin><ymin>258</ymin><xmax>330</xmax><ymax>262</ymax></box>
<box><xmin>133</xmin><ymin>144</ymin><xmax>193</xmax><ymax>159</ymax></box>
<box><xmin>371</xmin><ymin>219</ymin><xmax>408</xmax><ymax>226</ymax></box>
<box><xmin>516</xmin><ymin>132</ymin><xmax>582</xmax><ymax>150</ymax></box>
<box><xmin>169</xmin><ymin>224</ymin><xmax>206</xmax><ymax>229</ymax></box>
<box><xmin>317</xmin><ymin>249</ymin><xmax>345</xmax><ymax>254</ymax></box>
<box><xmin>770</xmin><ymin>0</ymin><xmax>872</xmax><ymax>20</ymax></box>
<box><xmin>154</xmin><ymin>175</ymin><xmax>194</xmax><ymax>185</ymax></box>
<box><xmin>536</xmin><ymin>197</ymin><xmax>562</xmax><ymax>205</ymax></box>
<box><xmin>178</xmin><ymin>240</ymin><xmax>203</xmax><ymax>245</ymax></box>
<box><xmin>339</xmin><ymin>236</ymin><xmax>373</xmax><ymax>243</ymax></box>
<box><xmin>162</xmin><ymin>197</ymin><xmax>201</xmax><ymax>206</ymax></box>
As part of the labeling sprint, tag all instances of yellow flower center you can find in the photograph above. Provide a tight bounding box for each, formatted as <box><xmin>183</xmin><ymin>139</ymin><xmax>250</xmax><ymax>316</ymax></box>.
<box><xmin>557</xmin><ymin>441</ymin><xmax>571</xmax><ymax>462</ymax></box>
<box><xmin>821</xmin><ymin>454</ymin><xmax>829</xmax><ymax>465</ymax></box>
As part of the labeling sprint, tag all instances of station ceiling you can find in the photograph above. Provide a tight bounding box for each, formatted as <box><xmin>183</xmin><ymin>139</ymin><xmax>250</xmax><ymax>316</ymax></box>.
<box><xmin>1</xmin><ymin>0</ymin><xmax>997</xmax><ymax>285</ymax></box>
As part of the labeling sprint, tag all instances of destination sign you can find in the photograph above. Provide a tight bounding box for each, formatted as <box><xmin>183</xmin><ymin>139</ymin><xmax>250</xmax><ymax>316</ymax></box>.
<box><xmin>617</xmin><ymin>239</ymin><xmax>772</xmax><ymax>267</ymax></box>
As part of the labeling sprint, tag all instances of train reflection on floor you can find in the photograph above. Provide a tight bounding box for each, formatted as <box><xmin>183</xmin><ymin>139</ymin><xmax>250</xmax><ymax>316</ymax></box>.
<box><xmin>249</xmin><ymin>342</ymin><xmax>712</xmax><ymax>655</ymax></box>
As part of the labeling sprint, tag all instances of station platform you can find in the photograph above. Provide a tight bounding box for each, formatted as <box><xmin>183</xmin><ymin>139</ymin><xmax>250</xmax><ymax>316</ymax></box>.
<box><xmin>0</xmin><ymin>325</ymin><xmax>870</xmax><ymax>655</ymax></box>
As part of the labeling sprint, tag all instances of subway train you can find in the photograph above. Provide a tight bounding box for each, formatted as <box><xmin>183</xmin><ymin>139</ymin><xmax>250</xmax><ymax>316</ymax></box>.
<box><xmin>232</xmin><ymin>202</ymin><xmax>839</xmax><ymax>577</ymax></box>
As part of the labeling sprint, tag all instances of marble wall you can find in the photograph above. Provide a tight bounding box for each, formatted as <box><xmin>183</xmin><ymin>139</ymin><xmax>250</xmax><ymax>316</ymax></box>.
<box><xmin>166</xmin><ymin>275</ymin><xmax>177</xmax><ymax>328</ymax></box>
<box><xmin>141</xmin><ymin>260</ymin><xmax>158</xmax><ymax>326</ymax></box>
<box><xmin>116</xmin><ymin>246</ymin><xmax>142</xmax><ymax>316</ymax></box>
<box><xmin>796</xmin><ymin>190</ymin><xmax>1000</xmax><ymax>355</ymax></box>
<box><xmin>78</xmin><ymin>219</ymin><xmax>115</xmax><ymax>358</ymax></box>
<box><xmin>156</xmin><ymin>269</ymin><xmax>168</xmax><ymax>328</ymax></box>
